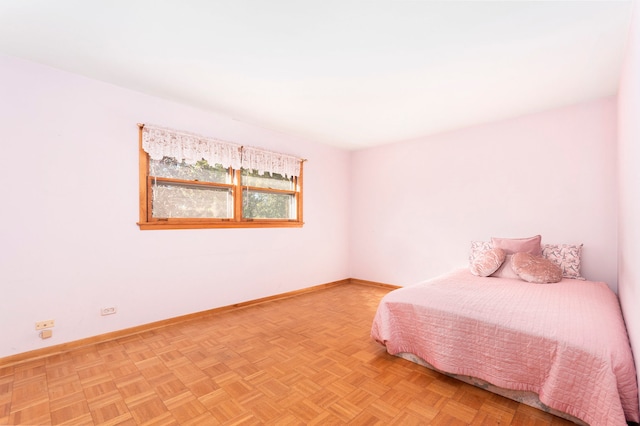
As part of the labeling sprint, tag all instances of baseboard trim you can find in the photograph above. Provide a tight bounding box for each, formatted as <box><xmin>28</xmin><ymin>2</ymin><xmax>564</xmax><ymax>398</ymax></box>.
<box><xmin>1</xmin><ymin>279</ymin><xmax>350</xmax><ymax>367</ymax></box>
<box><xmin>349</xmin><ymin>278</ymin><xmax>401</xmax><ymax>290</ymax></box>
<box><xmin>0</xmin><ymin>277</ymin><xmax>396</xmax><ymax>367</ymax></box>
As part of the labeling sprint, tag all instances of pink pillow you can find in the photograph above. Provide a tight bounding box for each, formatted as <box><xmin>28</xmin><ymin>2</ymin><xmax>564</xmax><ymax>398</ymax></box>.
<box><xmin>491</xmin><ymin>235</ymin><xmax>542</xmax><ymax>255</ymax></box>
<box><xmin>511</xmin><ymin>252</ymin><xmax>563</xmax><ymax>283</ymax></box>
<box><xmin>491</xmin><ymin>255</ymin><xmax>520</xmax><ymax>280</ymax></box>
<box><xmin>470</xmin><ymin>248</ymin><xmax>506</xmax><ymax>277</ymax></box>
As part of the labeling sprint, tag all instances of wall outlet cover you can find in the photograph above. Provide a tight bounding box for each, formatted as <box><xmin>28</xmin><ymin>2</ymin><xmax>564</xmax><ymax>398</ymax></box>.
<box><xmin>101</xmin><ymin>307</ymin><xmax>117</xmax><ymax>316</ymax></box>
<box><xmin>35</xmin><ymin>319</ymin><xmax>55</xmax><ymax>330</ymax></box>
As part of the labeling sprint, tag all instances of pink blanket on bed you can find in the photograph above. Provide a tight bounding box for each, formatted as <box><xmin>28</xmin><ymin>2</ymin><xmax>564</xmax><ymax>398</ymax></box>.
<box><xmin>371</xmin><ymin>269</ymin><xmax>639</xmax><ymax>425</ymax></box>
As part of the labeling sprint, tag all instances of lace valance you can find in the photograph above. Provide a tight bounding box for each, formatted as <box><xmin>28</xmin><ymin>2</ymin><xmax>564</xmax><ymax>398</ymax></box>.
<box><xmin>241</xmin><ymin>146</ymin><xmax>301</xmax><ymax>178</ymax></box>
<box><xmin>142</xmin><ymin>125</ymin><xmax>242</xmax><ymax>170</ymax></box>
<box><xmin>141</xmin><ymin>124</ymin><xmax>302</xmax><ymax>177</ymax></box>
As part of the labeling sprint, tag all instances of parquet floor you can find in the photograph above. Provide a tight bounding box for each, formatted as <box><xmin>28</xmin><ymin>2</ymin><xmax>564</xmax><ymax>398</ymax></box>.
<box><xmin>0</xmin><ymin>283</ymin><xmax>576</xmax><ymax>425</ymax></box>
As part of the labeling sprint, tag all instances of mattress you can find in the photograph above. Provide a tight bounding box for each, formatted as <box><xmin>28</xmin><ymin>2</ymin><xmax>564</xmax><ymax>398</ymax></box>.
<box><xmin>370</xmin><ymin>268</ymin><xmax>639</xmax><ymax>425</ymax></box>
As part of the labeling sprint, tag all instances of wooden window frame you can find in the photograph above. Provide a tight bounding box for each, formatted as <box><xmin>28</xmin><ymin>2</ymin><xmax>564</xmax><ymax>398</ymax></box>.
<box><xmin>137</xmin><ymin>128</ymin><xmax>304</xmax><ymax>230</ymax></box>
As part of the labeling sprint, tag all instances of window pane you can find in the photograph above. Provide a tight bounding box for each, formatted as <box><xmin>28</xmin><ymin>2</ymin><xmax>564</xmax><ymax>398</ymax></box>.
<box><xmin>243</xmin><ymin>190</ymin><xmax>295</xmax><ymax>219</ymax></box>
<box><xmin>150</xmin><ymin>157</ymin><xmax>229</xmax><ymax>184</ymax></box>
<box><xmin>153</xmin><ymin>183</ymin><xmax>232</xmax><ymax>218</ymax></box>
<box><xmin>241</xmin><ymin>170</ymin><xmax>294</xmax><ymax>190</ymax></box>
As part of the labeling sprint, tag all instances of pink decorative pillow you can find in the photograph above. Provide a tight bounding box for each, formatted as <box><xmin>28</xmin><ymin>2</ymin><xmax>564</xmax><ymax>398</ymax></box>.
<box><xmin>491</xmin><ymin>235</ymin><xmax>542</xmax><ymax>255</ymax></box>
<box><xmin>511</xmin><ymin>252</ymin><xmax>563</xmax><ymax>283</ymax></box>
<box><xmin>470</xmin><ymin>248</ymin><xmax>506</xmax><ymax>277</ymax></box>
<box><xmin>491</xmin><ymin>255</ymin><xmax>520</xmax><ymax>280</ymax></box>
<box><xmin>541</xmin><ymin>244</ymin><xmax>585</xmax><ymax>280</ymax></box>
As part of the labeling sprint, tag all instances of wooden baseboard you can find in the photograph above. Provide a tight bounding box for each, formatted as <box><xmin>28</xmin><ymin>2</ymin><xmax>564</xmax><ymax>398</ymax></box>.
<box><xmin>0</xmin><ymin>277</ymin><xmax>397</xmax><ymax>368</ymax></box>
<box><xmin>0</xmin><ymin>279</ymin><xmax>350</xmax><ymax>367</ymax></box>
<box><xmin>349</xmin><ymin>278</ymin><xmax>401</xmax><ymax>290</ymax></box>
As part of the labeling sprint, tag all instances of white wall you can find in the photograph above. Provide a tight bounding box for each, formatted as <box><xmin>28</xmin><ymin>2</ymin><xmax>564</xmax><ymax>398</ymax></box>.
<box><xmin>0</xmin><ymin>54</ymin><xmax>350</xmax><ymax>358</ymax></box>
<box><xmin>349</xmin><ymin>98</ymin><xmax>618</xmax><ymax>289</ymax></box>
<box><xmin>618</xmin><ymin>0</ymin><xmax>640</xmax><ymax>408</ymax></box>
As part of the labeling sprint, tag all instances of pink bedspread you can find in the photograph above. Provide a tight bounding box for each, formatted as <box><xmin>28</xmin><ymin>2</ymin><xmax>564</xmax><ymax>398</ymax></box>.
<box><xmin>371</xmin><ymin>269</ymin><xmax>639</xmax><ymax>425</ymax></box>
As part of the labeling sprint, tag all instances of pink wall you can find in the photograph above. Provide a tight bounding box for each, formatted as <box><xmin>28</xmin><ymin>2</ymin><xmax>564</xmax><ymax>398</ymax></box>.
<box><xmin>0</xmin><ymin>54</ymin><xmax>350</xmax><ymax>358</ymax></box>
<box><xmin>0</xmin><ymin>44</ymin><xmax>628</xmax><ymax>363</ymax></box>
<box><xmin>617</xmin><ymin>0</ymin><xmax>640</xmax><ymax>409</ymax></box>
<box><xmin>349</xmin><ymin>98</ymin><xmax>618</xmax><ymax>289</ymax></box>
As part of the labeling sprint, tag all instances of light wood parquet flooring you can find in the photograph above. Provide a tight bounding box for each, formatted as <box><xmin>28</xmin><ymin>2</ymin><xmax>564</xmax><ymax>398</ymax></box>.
<box><xmin>0</xmin><ymin>283</ymin><xmax>576</xmax><ymax>425</ymax></box>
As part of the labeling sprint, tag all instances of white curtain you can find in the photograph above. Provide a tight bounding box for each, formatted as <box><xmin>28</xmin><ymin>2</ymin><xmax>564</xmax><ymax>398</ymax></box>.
<box><xmin>241</xmin><ymin>146</ymin><xmax>301</xmax><ymax>178</ymax></box>
<box><xmin>142</xmin><ymin>125</ymin><xmax>242</xmax><ymax>170</ymax></box>
<box><xmin>142</xmin><ymin>125</ymin><xmax>302</xmax><ymax>177</ymax></box>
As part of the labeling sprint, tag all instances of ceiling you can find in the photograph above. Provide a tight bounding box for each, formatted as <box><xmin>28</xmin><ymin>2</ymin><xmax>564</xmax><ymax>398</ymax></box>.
<box><xmin>0</xmin><ymin>1</ymin><xmax>634</xmax><ymax>150</ymax></box>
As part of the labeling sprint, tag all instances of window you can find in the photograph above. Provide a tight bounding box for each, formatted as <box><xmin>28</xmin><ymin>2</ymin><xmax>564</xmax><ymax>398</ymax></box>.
<box><xmin>137</xmin><ymin>124</ymin><xmax>304</xmax><ymax>230</ymax></box>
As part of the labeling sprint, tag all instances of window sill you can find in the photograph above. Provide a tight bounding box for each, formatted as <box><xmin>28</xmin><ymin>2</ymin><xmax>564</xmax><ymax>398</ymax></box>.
<box><xmin>137</xmin><ymin>221</ymin><xmax>304</xmax><ymax>230</ymax></box>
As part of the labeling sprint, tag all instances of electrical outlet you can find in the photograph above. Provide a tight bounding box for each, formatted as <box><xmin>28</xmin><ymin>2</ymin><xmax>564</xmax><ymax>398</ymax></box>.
<box><xmin>101</xmin><ymin>307</ymin><xmax>117</xmax><ymax>316</ymax></box>
<box><xmin>35</xmin><ymin>319</ymin><xmax>54</xmax><ymax>330</ymax></box>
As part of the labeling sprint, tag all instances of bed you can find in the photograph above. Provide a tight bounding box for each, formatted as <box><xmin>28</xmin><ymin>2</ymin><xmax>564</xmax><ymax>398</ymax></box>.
<box><xmin>370</xmin><ymin>241</ymin><xmax>639</xmax><ymax>425</ymax></box>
